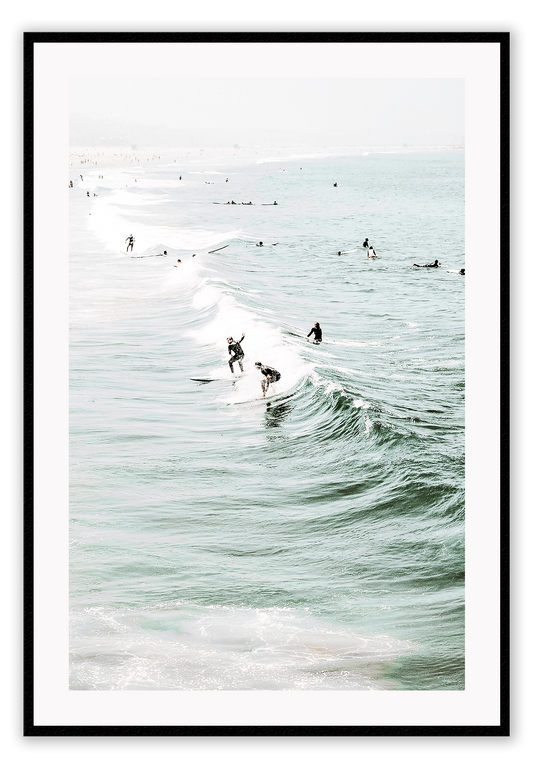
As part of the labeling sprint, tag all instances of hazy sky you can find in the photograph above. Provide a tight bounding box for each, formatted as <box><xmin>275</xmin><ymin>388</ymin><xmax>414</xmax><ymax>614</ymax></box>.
<box><xmin>70</xmin><ymin>78</ymin><xmax>464</xmax><ymax>147</ymax></box>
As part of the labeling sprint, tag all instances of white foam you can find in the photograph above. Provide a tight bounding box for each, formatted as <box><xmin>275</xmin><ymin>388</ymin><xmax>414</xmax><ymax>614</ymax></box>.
<box><xmin>70</xmin><ymin>603</ymin><xmax>416</xmax><ymax>690</ymax></box>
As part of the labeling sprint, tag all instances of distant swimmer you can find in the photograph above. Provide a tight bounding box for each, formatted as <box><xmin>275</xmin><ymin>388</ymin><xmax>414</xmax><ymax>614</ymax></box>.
<box><xmin>459</xmin><ymin>268</ymin><xmax>465</xmax><ymax>275</ymax></box>
<box><xmin>413</xmin><ymin>260</ymin><xmax>440</xmax><ymax>268</ymax></box>
<box><xmin>125</xmin><ymin>234</ymin><xmax>135</xmax><ymax>253</ymax></box>
<box><xmin>257</xmin><ymin>241</ymin><xmax>264</xmax><ymax>247</ymax></box>
<box><xmin>255</xmin><ymin>362</ymin><xmax>281</xmax><ymax>397</ymax></box>
<box><xmin>333</xmin><ymin>182</ymin><xmax>338</xmax><ymax>187</ymax></box>
<box><xmin>307</xmin><ymin>322</ymin><xmax>322</xmax><ymax>343</ymax></box>
<box><xmin>337</xmin><ymin>251</ymin><xmax>342</xmax><ymax>255</ymax></box>
<box><xmin>367</xmin><ymin>246</ymin><xmax>377</xmax><ymax>258</ymax></box>
<box><xmin>227</xmin><ymin>333</ymin><xmax>246</xmax><ymax>374</ymax></box>
<box><xmin>363</xmin><ymin>238</ymin><xmax>369</xmax><ymax>249</ymax></box>
<box><xmin>273</xmin><ymin>201</ymin><xmax>278</xmax><ymax>205</ymax></box>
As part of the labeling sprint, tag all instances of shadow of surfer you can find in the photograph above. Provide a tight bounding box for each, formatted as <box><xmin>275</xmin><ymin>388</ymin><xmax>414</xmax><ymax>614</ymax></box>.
<box><xmin>264</xmin><ymin>400</ymin><xmax>292</xmax><ymax>428</ymax></box>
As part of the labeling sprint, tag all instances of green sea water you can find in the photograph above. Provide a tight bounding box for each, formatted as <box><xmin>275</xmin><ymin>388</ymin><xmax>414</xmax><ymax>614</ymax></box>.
<box><xmin>69</xmin><ymin>149</ymin><xmax>465</xmax><ymax>690</ymax></box>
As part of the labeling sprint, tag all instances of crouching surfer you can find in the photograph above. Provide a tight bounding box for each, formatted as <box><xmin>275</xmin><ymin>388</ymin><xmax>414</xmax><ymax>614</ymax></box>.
<box><xmin>255</xmin><ymin>362</ymin><xmax>281</xmax><ymax>397</ymax></box>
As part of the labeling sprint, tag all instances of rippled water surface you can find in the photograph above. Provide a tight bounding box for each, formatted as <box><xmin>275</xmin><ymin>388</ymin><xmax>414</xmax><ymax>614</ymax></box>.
<box><xmin>70</xmin><ymin>149</ymin><xmax>465</xmax><ymax>690</ymax></box>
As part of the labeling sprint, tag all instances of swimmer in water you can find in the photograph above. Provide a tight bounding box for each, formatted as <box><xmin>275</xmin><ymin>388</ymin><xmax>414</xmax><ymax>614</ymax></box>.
<box><xmin>255</xmin><ymin>362</ymin><xmax>281</xmax><ymax>397</ymax></box>
<box><xmin>307</xmin><ymin>322</ymin><xmax>322</xmax><ymax>343</ymax></box>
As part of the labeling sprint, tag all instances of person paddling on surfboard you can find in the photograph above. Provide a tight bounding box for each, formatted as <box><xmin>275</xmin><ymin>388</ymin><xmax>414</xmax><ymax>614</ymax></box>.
<box><xmin>413</xmin><ymin>259</ymin><xmax>440</xmax><ymax>268</ymax></box>
<box><xmin>125</xmin><ymin>234</ymin><xmax>135</xmax><ymax>253</ymax></box>
<box><xmin>227</xmin><ymin>334</ymin><xmax>245</xmax><ymax>373</ymax></box>
<box><xmin>255</xmin><ymin>362</ymin><xmax>281</xmax><ymax>397</ymax></box>
<box><xmin>307</xmin><ymin>322</ymin><xmax>322</xmax><ymax>343</ymax></box>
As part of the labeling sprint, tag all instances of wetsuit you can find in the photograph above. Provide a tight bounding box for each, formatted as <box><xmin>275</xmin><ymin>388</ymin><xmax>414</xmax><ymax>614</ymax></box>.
<box><xmin>126</xmin><ymin>236</ymin><xmax>135</xmax><ymax>252</ymax></box>
<box><xmin>307</xmin><ymin>325</ymin><xmax>322</xmax><ymax>342</ymax></box>
<box><xmin>228</xmin><ymin>336</ymin><xmax>245</xmax><ymax>372</ymax></box>
<box><xmin>413</xmin><ymin>261</ymin><xmax>439</xmax><ymax>268</ymax></box>
<box><xmin>363</xmin><ymin>239</ymin><xmax>369</xmax><ymax>249</ymax></box>
<box><xmin>259</xmin><ymin>364</ymin><xmax>281</xmax><ymax>393</ymax></box>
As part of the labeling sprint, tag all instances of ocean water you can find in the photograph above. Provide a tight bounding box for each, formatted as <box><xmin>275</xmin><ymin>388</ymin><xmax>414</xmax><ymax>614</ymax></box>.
<box><xmin>69</xmin><ymin>148</ymin><xmax>465</xmax><ymax>691</ymax></box>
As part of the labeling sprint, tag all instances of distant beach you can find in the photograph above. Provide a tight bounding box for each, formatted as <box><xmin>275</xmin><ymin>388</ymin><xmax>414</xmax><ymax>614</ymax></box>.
<box><xmin>69</xmin><ymin>143</ymin><xmax>465</xmax><ymax>174</ymax></box>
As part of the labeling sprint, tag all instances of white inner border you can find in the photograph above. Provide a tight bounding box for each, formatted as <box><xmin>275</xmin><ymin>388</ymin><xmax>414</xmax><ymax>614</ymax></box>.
<box><xmin>33</xmin><ymin>40</ymin><xmax>501</xmax><ymax>728</ymax></box>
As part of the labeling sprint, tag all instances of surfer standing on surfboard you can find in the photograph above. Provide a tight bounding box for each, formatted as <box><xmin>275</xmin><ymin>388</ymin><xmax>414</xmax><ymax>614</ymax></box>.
<box><xmin>255</xmin><ymin>362</ymin><xmax>281</xmax><ymax>397</ymax></box>
<box><xmin>125</xmin><ymin>234</ymin><xmax>135</xmax><ymax>253</ymax></box>
<box><xmin>227</xmin><ymin>334</ymin><xmax>246</xmax><ymax>374</ymax></box>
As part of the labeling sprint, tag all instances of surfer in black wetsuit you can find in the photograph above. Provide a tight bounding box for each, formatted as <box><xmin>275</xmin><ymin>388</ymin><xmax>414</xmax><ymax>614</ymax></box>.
<box><xmin>255</xmin><ymin>362</ymin><xmax>281</xmax><ymax>397</ymax></box>
<box><xmin>413</xmin><ymin>260</ymin><xmax>440</xmax><ymax>268</ymax></box>
<box><xmin>227</xmin><ymin>334</ymin><xmax>245</xmax><ymax>373</ymax></box>
<box><xmin>459</xmin><ymin>268</ymin><xmax>465</xmax><ymax>275</ymax></box>
<box><xmin>307</xmin><ymin>322</ymin><xmax>322</xmax><ymax>343</ymax></box>
<box><xmin>363</xmin><ymin>238</ymin><xmax>369</xmax><ymax>249</ymax></box>
<box><xmin>125</xmin><ymin>234</ymin><xmax>135</xmax><ymax>253</ymax></box>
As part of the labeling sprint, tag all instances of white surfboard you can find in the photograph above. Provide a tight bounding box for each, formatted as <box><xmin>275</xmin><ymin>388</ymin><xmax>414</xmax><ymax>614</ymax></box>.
<box><xmin>190</xmin><ymin>377</ymin><xmax>238</xmax><ymax>382</ymax></box>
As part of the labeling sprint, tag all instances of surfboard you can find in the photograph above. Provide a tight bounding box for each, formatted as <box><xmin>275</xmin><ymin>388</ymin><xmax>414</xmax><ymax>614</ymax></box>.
<box><xmin>120</xmin><ymin>252</ymin><xmax>167</xmax><ymax>258</ymax></box>
<box><xmin>190</xmin><ymin>377</ymin><xmax>237</xmax><ymax>382</ymax></box>
<box><xmin>231</xmin><ymin>389</ymin><xmax>295</xmax><ymax>406</ymax></box>
<box><xmin>208</xmin><ymin>245</ymin><xmax>229</xmax><ymax>254</ymax></box>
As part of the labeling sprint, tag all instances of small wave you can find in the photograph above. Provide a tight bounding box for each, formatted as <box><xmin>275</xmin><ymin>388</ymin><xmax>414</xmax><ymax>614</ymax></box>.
<box><xmin>70</xmin><ymin>603</ymin><xmax>416</xmax><ymax>690</ymax></box>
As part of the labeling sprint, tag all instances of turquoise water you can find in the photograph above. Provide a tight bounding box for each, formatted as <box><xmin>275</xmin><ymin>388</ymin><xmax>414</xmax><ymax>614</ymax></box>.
<box><xmin>69</xmin><ymin>149</ymin><xmax>465</xmax><ymax>690</ymax></box>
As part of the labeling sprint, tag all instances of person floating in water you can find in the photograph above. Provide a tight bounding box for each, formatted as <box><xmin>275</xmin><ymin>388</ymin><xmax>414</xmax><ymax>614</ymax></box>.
<box><xmin>227</xmin><ymin>333</ymin><xmax>246</xmax><ymax>373</ymax></box>
<box><xmin>125</xmin><ymin>234</ymin><xmax>135</xmax><ymax>252</ymax></box>
<box><xmin>413</xmin><ymin>260</ymin><xmax>440</xmax><ymax>268</ymax></box>
<box><xmin>367</xmin><ymin>246</ymin><xmax>377</xmax><ymax>258</ymax></box>
<box><xmin>363</xmin><ymin>238</ymin><xmax>369</xmax><ymax>249</ymax></box>
<box><xmin>307</xmin><ymin>322</ymin><xmax>322</xmax><ymax>343</ymax></box>
<box><xmin>255</xmin><ymin>362</ymin><xmax>281</xmax><ymax>397</ymax></box>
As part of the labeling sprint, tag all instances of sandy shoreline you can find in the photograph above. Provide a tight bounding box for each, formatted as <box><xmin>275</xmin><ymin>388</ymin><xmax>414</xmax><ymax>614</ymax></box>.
<box><xmin>69</xmin><ymin>143</ymin><xmax>464</xmax><ymax>173</ymax></box>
